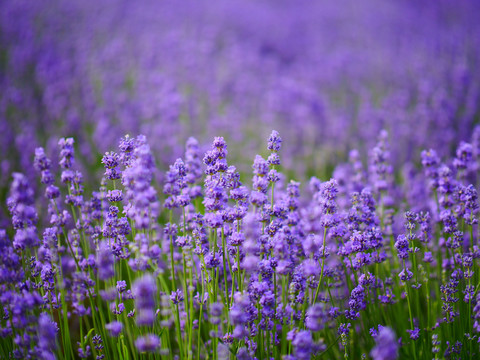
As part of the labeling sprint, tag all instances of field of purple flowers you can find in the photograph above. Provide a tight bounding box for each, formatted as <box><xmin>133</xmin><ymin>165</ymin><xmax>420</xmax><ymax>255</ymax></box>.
<box><xmin>1</xmin><ymin>0</ymin><xmax>480</xmax><ymax>359</ymax></box>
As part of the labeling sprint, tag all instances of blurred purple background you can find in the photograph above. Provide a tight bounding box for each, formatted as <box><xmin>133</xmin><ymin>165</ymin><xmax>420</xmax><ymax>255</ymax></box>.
<box><xmin>1</xmin><ymin>0</ymin><xmax>479</xmax><ymax>185</ymax></box>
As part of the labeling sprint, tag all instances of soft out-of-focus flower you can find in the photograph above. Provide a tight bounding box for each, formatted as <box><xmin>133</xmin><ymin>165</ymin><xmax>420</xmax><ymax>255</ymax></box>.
<box><xmin>370</xmin><ymin>326</ymin><xmax>399</xmax><ymax>360</ymax></box>
<box><xmin>135</xmin><ymin>334</ymin><xmax>160</xmax><ymax>352</ymax></box>
<box><xmin>133</xmin><ymin>274</ymin><xmax>157</xmax><ymax>326</ymax></box>
<box><xmin>106</xmin><ymin>321</ymin><xmax>123</xmax><ymax>337</ymax></box>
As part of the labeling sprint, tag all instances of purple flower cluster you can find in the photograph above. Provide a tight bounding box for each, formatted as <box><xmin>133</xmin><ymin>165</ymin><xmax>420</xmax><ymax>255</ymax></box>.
<box><xmin>1</xmin><ymin>0</ymin><xmax>480</xmax><ymax>203</ymax></box>
<box><xmin>0</xmin><ymin>0</ymin><xmax>479</xmax><ymax>359</ymax></box>
<box><xmin>370</xmin><ymin>326</ymin><xmax>399</xmax><ymax>360</ymax></box>
<box><xmin>1</xmin><ymin>117</ymin><xmax>480</xmax><ymax>358</ymax></box>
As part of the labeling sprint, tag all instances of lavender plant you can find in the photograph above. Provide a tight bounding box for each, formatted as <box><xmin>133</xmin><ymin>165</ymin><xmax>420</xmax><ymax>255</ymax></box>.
<box><xmin>0</xmin><ymin>130</ymin><xmax>479</xmax><ymax>360</ymax></box>
<box><xmin>1</xmin><ymin>0</ymin><xmax>480</xmax><ymax>202</ymax></box>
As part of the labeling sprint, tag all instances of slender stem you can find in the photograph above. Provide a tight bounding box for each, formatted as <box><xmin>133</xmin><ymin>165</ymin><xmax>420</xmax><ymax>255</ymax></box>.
<box><xmin>314</xmin><ymin>223</ymin><xmax>329</xmax><ymax>304</ymax></box>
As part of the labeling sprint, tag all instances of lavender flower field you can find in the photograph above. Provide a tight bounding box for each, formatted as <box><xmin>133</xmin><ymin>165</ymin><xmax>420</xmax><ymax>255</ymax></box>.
<box><xmin>1</xmin><ymin>0</ymin><xmax>480</xmax><ymax>359</ymax></box>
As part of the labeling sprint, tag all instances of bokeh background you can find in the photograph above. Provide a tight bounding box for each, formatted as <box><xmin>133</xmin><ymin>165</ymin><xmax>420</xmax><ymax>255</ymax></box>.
<box><xmin>1</xmin><ymin>0</ymin><xmax>479</xmax><ymax>208</ymax></box>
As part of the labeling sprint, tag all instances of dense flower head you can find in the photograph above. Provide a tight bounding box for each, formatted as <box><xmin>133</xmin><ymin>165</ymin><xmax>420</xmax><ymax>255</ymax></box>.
<box><xmin>164</xmin><ymin>158</ymin><xmax>188</xmax><ymax>209</ymax></box>
<box><xmin>119</xmin><ymin>135</ymin><xmax>136</xmax><ymax>166</ymax></box>
<box><xmin>116</xmin><ymin>280</ymin><xmax>127</xmax><ymax>293</ymax></box>
<box><xmin>185</xmin><ymin>137</ymin><xmax>203</xmax><ymax>185</ymax></box>
<box><xmin>102</xmin><ymin>152</ymin><xmax>120</xmax><ymax>169</ymax></box>
<box><xmin>102</xmin><ymin>152</ymin><xmax>121</xmax><ymax>180</ymax></box>
<box><xmin>421</xmin><ymin>149</ymin><xmax>440</xmax><ymax>168</ymax></box>
<box><xmin>437</xmin><ymin>165</ymin><xmax>456</xmax><ymax>208</ymax></box>
<box><xmin>203</xmin><ymin>137</ymin><xmax>228</xmax><ymax>172</ymax></box>
<box><xmin>457</xmin><ymin>184</ymin><xmax>479</xmax><ymax>225</ymax></box>
<box><xmin>7</xmin><ymin>173</ymin><xmax>40</xmax><ymax>252</ymax></box>
<box><xmin>7</xmin><ymin>173</ymin><xmax>37</xmax><ymax>228</ymax></box>
<box><xmin>58</xmin><ymin>137</ymin><xmax>75</xmax><ymax>169</ymax></box>
<box><xmin>316</xmin><ymin>178</ymin><xmax>338</xmax><ymax>215</ymax></box>
<box><xmin>253</xmin><ymin>155</ymin><xmax>269</xmax><ymax>177</ymax></box>
<box><xmin>122</xmin><ymin>135</ymin><xmax>159</xmax><ymax>229</ymax></box>
<box><xmin>453</xmin><ymin>141</ymin><xmax>473</xmax><ymax>170</ymax></box>
<box><xmin>370</xmin><ymin>130</ymin><xmax>392</xmax><ymax>192</ymax></box>
<box><xmin>34</xmin><ymin>147</ymin><xmax>51</xmax><ymax>172</ymax></box>
<box><xmin>267</xmin><ymin>130</ymin><xmax>282</xmax><ymax>152</ymax></box>
<box><xmin>106</xmin><ymin>189</ymin><xmax>123</xmax><ymax>202</ymax></box>
<box><xmin>395</xmin><ymin>234</ymin><xmax>411</xmax><ymax>259</ymax></box>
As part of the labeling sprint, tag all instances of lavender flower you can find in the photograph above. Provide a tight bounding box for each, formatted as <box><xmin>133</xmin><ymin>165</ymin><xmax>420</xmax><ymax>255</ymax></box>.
<box><xmin>305</xmin><ymin>304</ymin><xmax>326</xmax><ymax>332</ymax></box>
<box><xmin>7</xmin><ymin>173</ymin><xmax>39</xmax><ymax>250</ymax></box>
<box><xmin>37</xmin><ymin>313</ymin><xmax>58</xmax><ymax>358</ymax></box>
<box><xmin>105</xmin><ymin>321</ymin><xmax>123</xmax><ymax>337</ymax></box>
<box><xmin>3</xmin><ymin>111</ymin><xmax>480</xmax><ymax>360</ymax></box>
<box><xmin>97</xmin><ymin>241</ymin><xmax>115</xmax><ymax>280</ymax></box>
<box><xmin>406</xmin><ymin>327</ymin><xmax>420</xmax><ymax>340</ymax></box>
<box><xmin>453</xmin><ymin>141</ymin><xmax>473</xmax><ymax>171</ymax></box>
<box><xmin>135</xmin><ymin>334</ymin><xmax>160</xmax><ymax>353</ymax></box>
<box><xmin>58</xmin><ymin>138</ymin><xmax>75</xmax><ymax>169</ymax></box>
<box><xmin>267</xmin><ymin>130</ymin><xmax>282</xmax><ymax>152</ymax></box>
<box><xmin>370</xmin><ymin>327</ymin><xmax>398</xmax><ymax>360</ymax></box>
<box><xmin>102</xmin><ymin>152</ymin><xmax>122</xmax><ymax>180</ymax></box>
<box><xmin>133</xmin><ymin>275</ymin><xmax>157</xmax><ymax>326</ymax></box>
<box><xmin>291</xmin><ymin>330</ymin><xmax>313</xmax><ymax>360</ymax></box>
